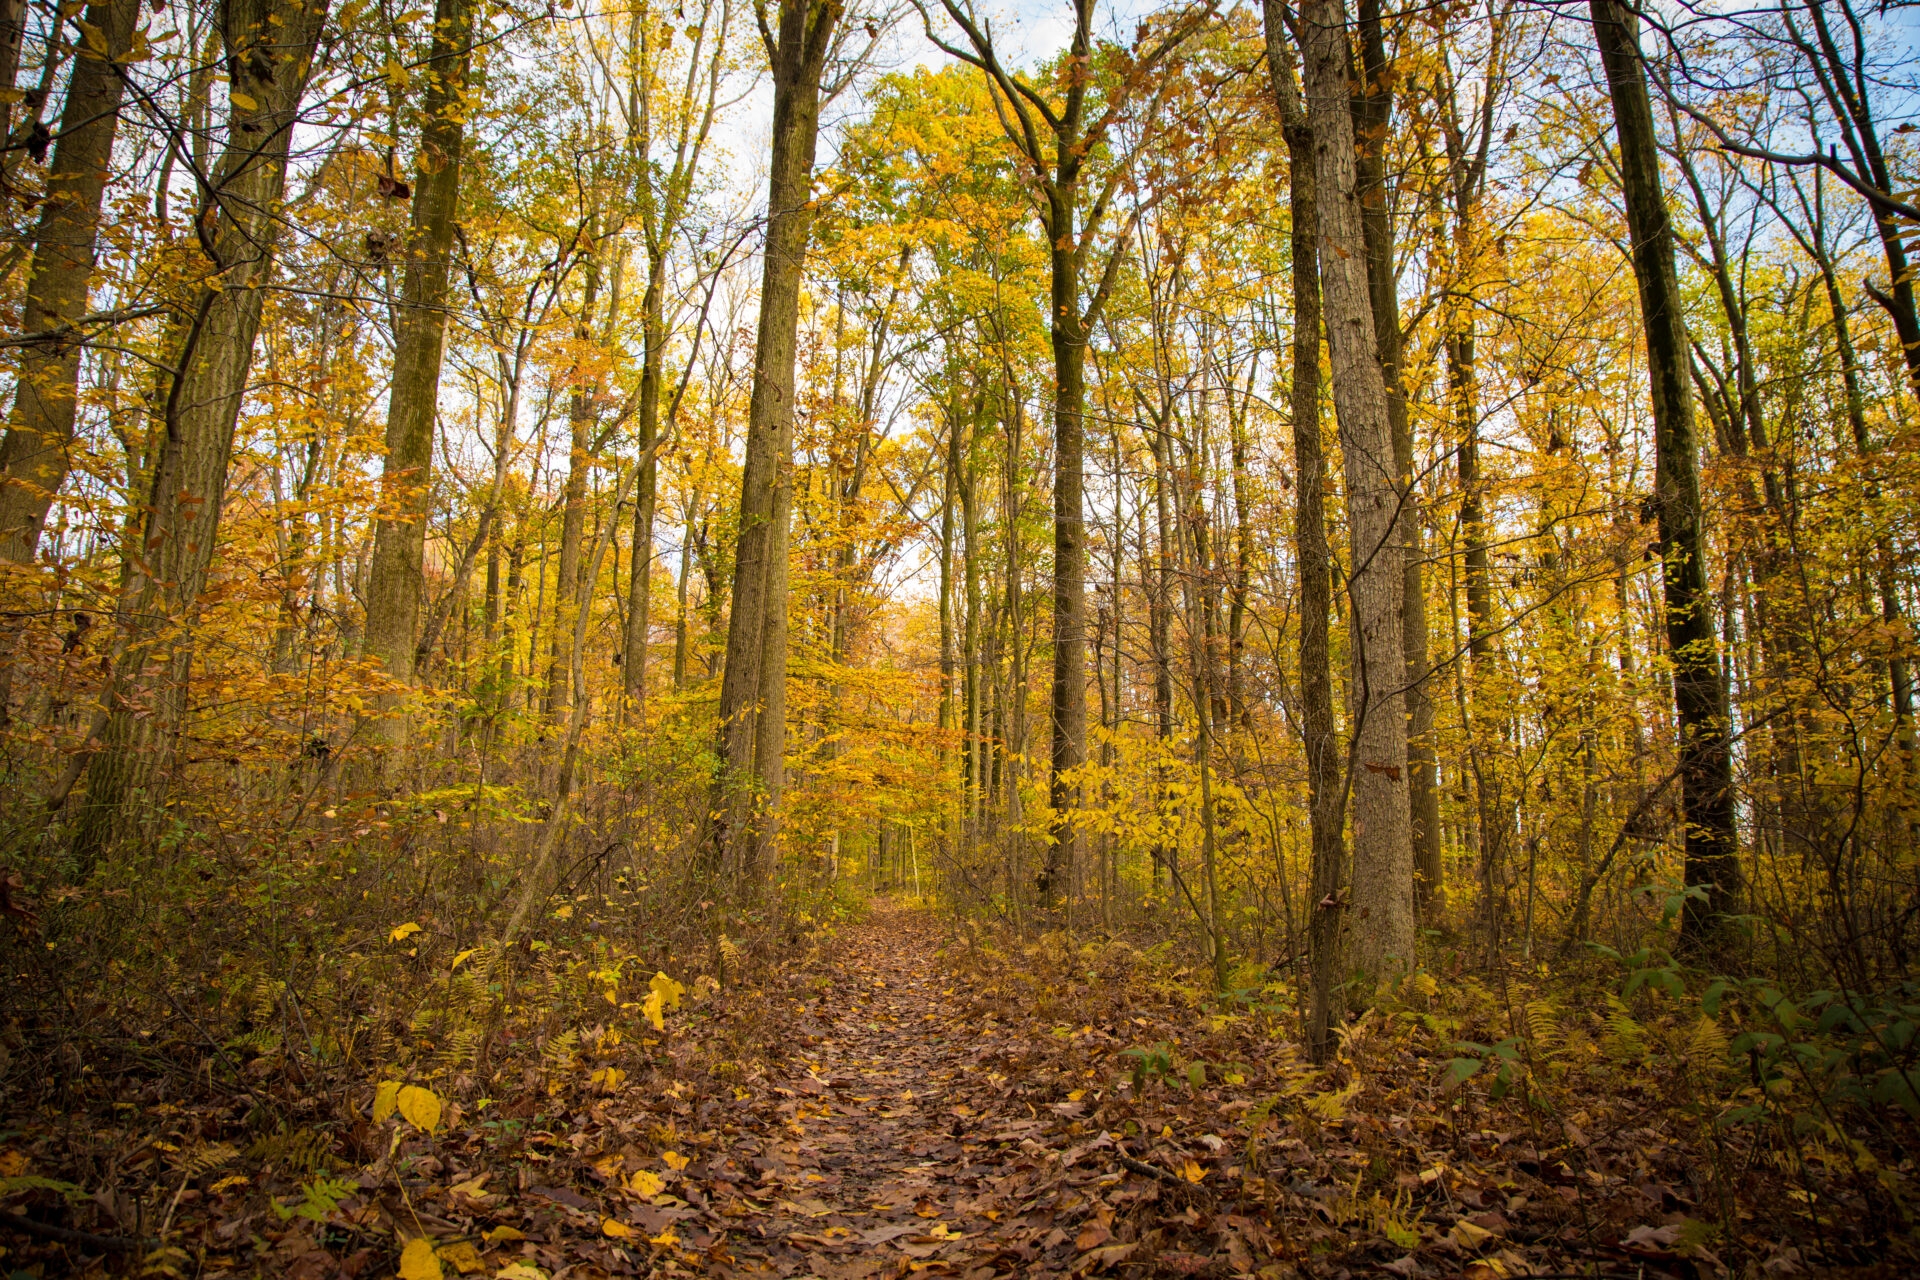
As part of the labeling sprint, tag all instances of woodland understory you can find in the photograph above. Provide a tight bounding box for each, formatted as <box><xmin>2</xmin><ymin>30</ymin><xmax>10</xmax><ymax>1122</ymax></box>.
<box><xmin>0</xmin><ymin>0</ymin><xmax>1918</xmax><ymax>1273</ymax></box>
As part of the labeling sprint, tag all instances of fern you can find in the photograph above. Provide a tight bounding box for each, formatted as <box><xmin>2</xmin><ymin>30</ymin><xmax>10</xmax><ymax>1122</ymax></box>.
<box><xmin>171</xmin><ymin>1141</ymin><xmax>239</xmax><ymax>1180</ymax></box>
<box><xmin>245</xmin><ymin>1127</ymin><xmax>337</xmax><ymax>1174</ymax></box>
<box><xmin>1524</xmin><ymin>1000</ymin><xmax>1561</xmax><ymax>1054</ymax></box>
<box><xmin>543</xmin><ymin>1028</ymin><xmax>580</xmax><ymax>1072</ymax></box>
<box><xmin>1686</xmin><ymin>1016</ymin><xmax>1729</xmax><ymax>1077</ymax></box>
<box><xmin>1602</xmin><ymin>995</ymin><xmax>1648</xmax><ymax>1062</ymax></box>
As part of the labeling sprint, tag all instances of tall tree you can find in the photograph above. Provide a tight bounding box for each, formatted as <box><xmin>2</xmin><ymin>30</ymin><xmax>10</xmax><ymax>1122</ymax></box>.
<box><xmin>710</xmin><ymin>0</ymin><xmax>842</xmax><ymax>881</ymax></box>
<box><xmin>0</xmin><ymin>0</ymin><xmax>141</xmax><ymax>561</ymax></box>
<box><xmin>361</xmin><ymin>0</ymin><xmax>477</xmax><ymax>741</ymax></box>
<box><xmin>1347</xmin><ymin>0</ymin><xmax>1439</xmax><ymax>923</ymax></box>
<box><xmin>1589</xmin><ymin>0</ymin><xmax>1740</xmax><ymax>948</ymax></box>
<box><xmin>1263</xmin><ymin>0</ymin><xmax>1345</xmax><ymax>1062</ymax></box>
<box><xmin>71</xmin><ymin>0</ymin><xmax>334</xmax><ymax>860</ymax></box>
<box><xmin>924</xmin><ymin>0</ymin><xmax>1205</xmax><ymax>905</ymax></box>
<box><xmin>1301</xmin><ymin>0</ymin><xmax>1414</xmax><ymax>983</ymax></box>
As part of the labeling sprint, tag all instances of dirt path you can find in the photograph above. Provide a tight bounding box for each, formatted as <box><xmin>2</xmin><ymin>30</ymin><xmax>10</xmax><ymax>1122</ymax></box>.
<box><xmin>689</xmin><ymin>903</ymin><xmax>1151</xmax><ymax>1279</ymax></box>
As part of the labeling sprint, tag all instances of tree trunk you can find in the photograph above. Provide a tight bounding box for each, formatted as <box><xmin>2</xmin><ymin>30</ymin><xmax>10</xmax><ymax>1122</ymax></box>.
<box><xmin>626</xmin><ymin>255</ymin><xmax>667</xmax><ymax>707</ymax></box>
<box><xmin>1302</xmin><ymin>0</ymin><xmax>1415</xmax><ymax>985</ymax></box>
<box><xmin>711</xmin><ymin>0</ymin><xmax>838</xmax><ymax>882</ymax></box>
<box><xmin>547</xmin><ymin>265</ymin><xmax>599</xmax><ymax>722</ymax></box>
<box><xmin>0</xmin><ymin>0</ymin><xmax>139</xmax><ymax>560</ymax></box>
<box><xmin>1348</xmin><ymin>0</ymin><xmax>1438</xmax><ymax>923</ymax></box>
<box><xmin>1266</xmin><ymin>0</ymin><xmax>1346</xmax><ymax>1062</ymax></box>
<box><xmin>1589</xmin><ymin>0</ymin><xmax>1741</xmax><ymax>949</ymax></box>
<box><xmin>71</xmin><ymin>0</ymin><xmax>332</xmax><ymax>860</ymax></box>
<box><xmin>360</xmin><ymin>0</ymin><xmax>475</xmax><ymax>734</ymax></box>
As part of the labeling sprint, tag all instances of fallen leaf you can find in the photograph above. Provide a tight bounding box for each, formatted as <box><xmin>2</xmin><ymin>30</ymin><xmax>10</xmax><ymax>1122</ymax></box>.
<box><xmin>662</xmin><ymin>1150</ymin><xmax>689</xmax><ymax>1171</ymax></box>
<box><xmin>389</xmin><ymin>922</ymin><xmax>422</xmax><ymax>943</ymax></box>
<box><xmin>435</xmin><ymin>1240</ymin><xmax>484</xmax><ymax>1274</ymax></box>
<box><xmin>397</xmin><ymin>1237</ymin><xmax>441</xmax><ymax>1280</ymax></box>
<box><xmin>602</xmin><ymin>1216</ymin><xmax>635</xmax><ymax>1238</ymax></box>
<box><xmin>1074</xmin><ymin>1223</ymin><xmax>1112</xmax><ymax>1251</ymax></box>
<box><xmin>1451</xmin><ymin>1220</ymin><xmax>1495</xmax><ymax>1250</ymax></box>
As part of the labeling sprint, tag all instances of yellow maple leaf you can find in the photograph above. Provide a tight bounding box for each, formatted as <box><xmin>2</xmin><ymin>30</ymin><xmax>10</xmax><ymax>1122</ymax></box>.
<box><xmin>661</xmin><ymin>1150</ymin><xmax>689</xmax><ymax>1171</ymax></box>
<box><xmin>627</xmin><ymin>1169</ymin><xmax>665</xmax><ymax>1197</ymax></box>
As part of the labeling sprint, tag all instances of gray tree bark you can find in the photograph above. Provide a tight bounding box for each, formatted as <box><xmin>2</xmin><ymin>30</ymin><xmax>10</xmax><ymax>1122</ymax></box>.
<box><xmin>710</xmin><ymin>0</ymin><xmax>839</xmax><ymax>883</ymax></box>
<box><xmin>1302</xmin><ymin>0</ymin><xmax>1414</xmax><ymax>984</ymax></box>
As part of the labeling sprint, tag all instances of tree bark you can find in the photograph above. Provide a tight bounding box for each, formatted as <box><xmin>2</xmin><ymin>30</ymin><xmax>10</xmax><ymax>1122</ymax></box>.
<box><xmin>626</xmin><ymin>256</ymin><xmax>666</xmax><ymax>706</ymax></box>
<box><xmin>1302</xmin><ymin>0</ymin><xmax>1414</xmax><ymax>984</ymax></box>
<box><xmin>711</xmin><ymin>0</ymin><xmax>838</xmax><ymax>882</ymax></box>
<box><xmin>1590</xmin><ymin>0</ymin><xmax>1741</xmax><ymax>949</ymax></box>
<box><xmin>1266</xmin><ymin>0</ymin><xmax>1346</xmax><ymax>1062</ymax></box>
<box><xmin>1348</xmin><ymin>0</ymin><xmax>1437</xmax><ymax>923</ymax></box>
<box><xmin>71</xmin><ymin>0</ymin><xmax>332</xmax><ymax>861</ymax></box>
<box><xmin>360</xmin><ymin>0</ymin><xmax>476</xmax><ymax>731</ymax></box>
<box><xmin>0</xmin><ymin>0</ymin><xmax>140</xmax><ymax>560</ymax></box>
<box><xmin>547</xmin><ymin>262</ymin><xmax>600</xmax><ymax>721</ymax></box>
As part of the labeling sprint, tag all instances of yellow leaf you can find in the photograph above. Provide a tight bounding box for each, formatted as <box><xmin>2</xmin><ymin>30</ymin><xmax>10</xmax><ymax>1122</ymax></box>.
<box><xmin>0</xmin><ymin>1151</ymin><xmax>28</xmax><ymax>1177</ymax></box>
<box><xmin>436</xmin><ymin>1240</ymin><xmax>484</xmax><ymax>1274</ymax></box>
<box><xmin>209</xmin><ymin>1173</ymin><xmax>249</xmax><ymax>1195</ymax></box>
<box><xmin>591</xmin><ymin>1067</ymin><xmax>626</xmax><ymax>1092</ymax></box>
<box><xmin>642</xmin><ymin>990</ymin><xmax>665</xmax><ymax>1031</ymax></box>
<box><xmin>650</xmin><ymin>972</ymin><xmax>686</xmax><ymax>1010</ymax></box>
<box><xmin>494</xmin><ymin>1266</ymin><xmax>546</xmax><ymax>1280</ymax></box>
<box><xmin>601</xmin><ymin>1217</ymin><xmax>635</xmax><ymax>1238</ymax></box>
<box><xmin>649</xmin><ymin>1229</ymin><xmax>679</xmax><ymax>1247</ymax></box>
<box><xmin>389</xmin><ymin>922</ymin><xmax>422</xmax><ymax>943</ymax></box>
<box><xmin>553</xmin><ymin>904</ymin><xmax>574</xmax><ymax>920</ymax></box>
<box><xmin>397</xmin><ymin>1237</ymin><xmax>442</xmax><ymax>1280</ymax></box>
<box><xmin>229</xmin><ymin>90</ymin><xmax>258</xmax><ymax>112</ymax></box>
<box><xmin>450</xmin><ymin>948</ymin><xmax>479</xmax><ymax>970</ymax></box>
<box><xmin>396</xmin><ymin>1084</ymin><xmax>442</xmax><ymax>1132</ymax></box>
<box><xmin>1066</xmin><ymin>1089</ymin><xmax>1086</xmax><ymax>1101</ymax></box>
<box><xmin>482</xmin><ymin>1225</ymin><xmax>527</xmax><ymax>1244</ymax></box>
<box><xmin>1180</xmin><ymin>1158</ymin><xmax>1205</xmax><ymax>1184</ymax></box>
<box><xmin>661</xmin><ymin>1150</ymin><xmax>688</xmax><ymax>1171</ymax></box>
<box><xmin>626</xmin><ymin>1169</ymin><xmax>664</xmax><ymax>1197</ymax></box>
<box><xmin>1451</xmin><ymin>1220</ymin><xmax>1495</xmax><ymax>1249</ymax></box>
<box><xmin>372</xmin><ymin>1080</ymin><xmax>402</xmax><ymax>1124</ymax></box>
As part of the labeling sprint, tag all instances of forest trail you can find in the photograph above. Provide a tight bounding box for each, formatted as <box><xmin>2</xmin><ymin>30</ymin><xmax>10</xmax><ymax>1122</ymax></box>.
<box><xmin>696</xmin><ymin>902</ymin><xmax>1118</xmax><ymax>1279</ymax></box>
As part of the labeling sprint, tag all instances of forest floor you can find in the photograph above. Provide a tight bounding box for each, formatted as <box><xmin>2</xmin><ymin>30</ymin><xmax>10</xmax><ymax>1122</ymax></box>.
<box><xmin>2</xmin><ymin>899</ymin><xmax>1908</xmax><ymax>1278</ymax></box>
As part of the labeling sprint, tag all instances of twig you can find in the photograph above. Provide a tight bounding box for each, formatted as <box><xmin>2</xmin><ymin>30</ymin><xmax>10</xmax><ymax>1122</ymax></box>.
<box><xmin>1114</xmin><ymin>1154</ymin><xmax>1182</xmax><ymax>1185</ymax></box>
<box><xmin>0</xmin><ymin>1211</ymin><xmax>149</xmax><ymax>1251</ymax></box>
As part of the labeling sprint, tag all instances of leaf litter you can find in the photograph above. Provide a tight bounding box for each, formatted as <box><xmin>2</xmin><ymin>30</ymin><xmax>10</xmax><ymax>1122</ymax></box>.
<box><xmin>3</xmin><ymin>900</ymin><xmax>1912</xmax><ymax>1277</ymax></box>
